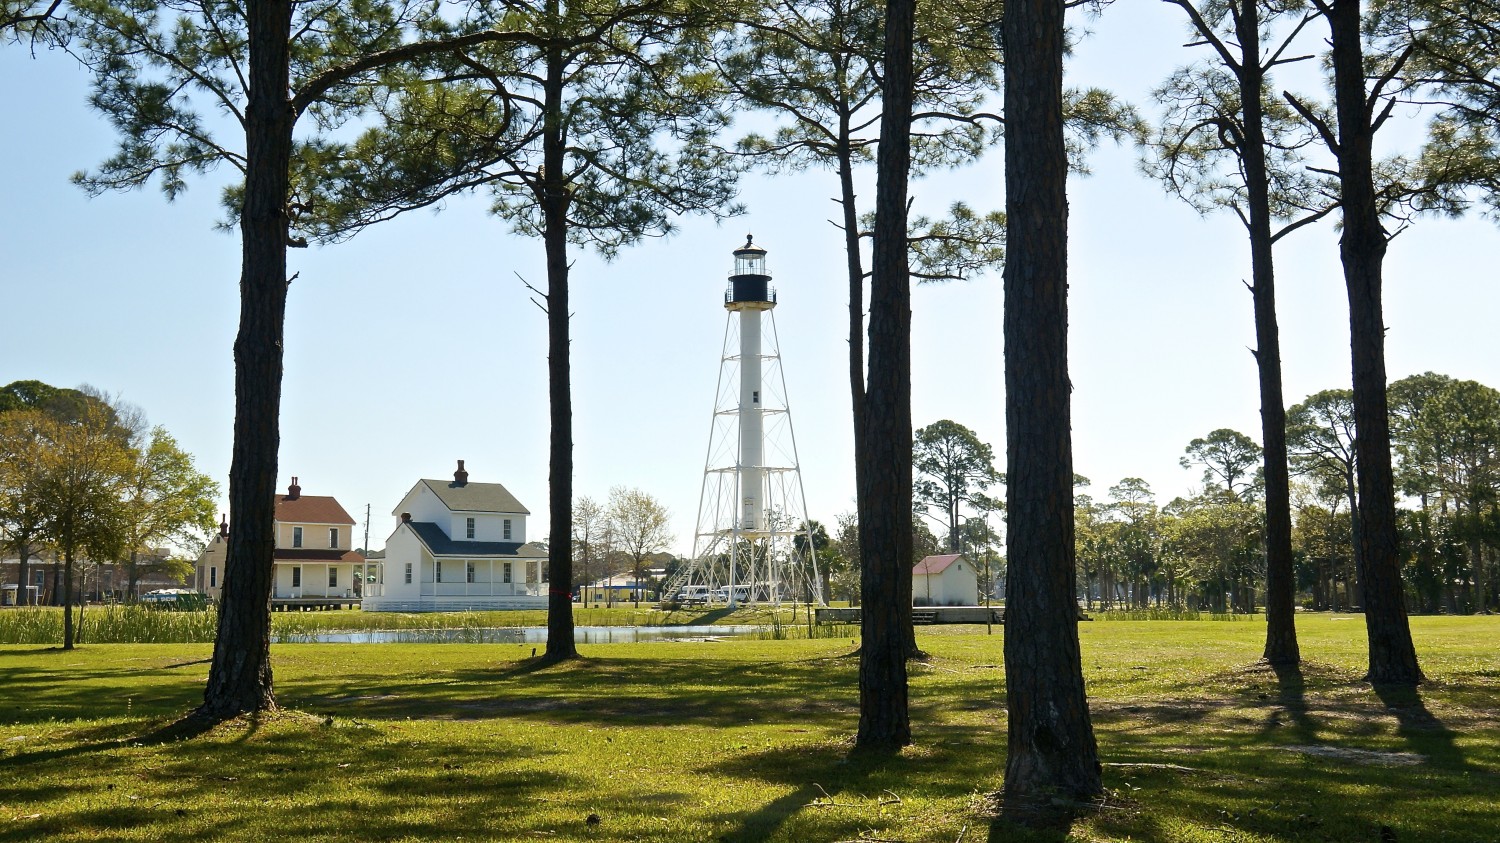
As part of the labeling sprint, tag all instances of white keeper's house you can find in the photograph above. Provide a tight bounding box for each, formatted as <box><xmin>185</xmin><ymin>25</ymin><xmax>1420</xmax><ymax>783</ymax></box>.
<box><xmin>362</xmin><ymin>460</ymin><xmax>550</xmax><ymax>612</ymax></box>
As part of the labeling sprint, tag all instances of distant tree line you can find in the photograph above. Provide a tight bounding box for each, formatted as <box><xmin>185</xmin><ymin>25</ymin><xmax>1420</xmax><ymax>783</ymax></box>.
<box><xmin>0</xmin><ymin>380</ymin><xmax>218</xmax><ymax>647</ymax></box>
<box><xmin>1071</xmin><ymin>373</ymin><xmax>1500</xmax><ymax>615</ymax></box>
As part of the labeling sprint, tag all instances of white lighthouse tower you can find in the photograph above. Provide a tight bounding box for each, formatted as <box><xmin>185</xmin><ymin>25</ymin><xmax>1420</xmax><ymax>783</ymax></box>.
<box><xmin>664</xmin><ymin>237</ymin><xmax>822</xmax><ymax>607</ymax></box>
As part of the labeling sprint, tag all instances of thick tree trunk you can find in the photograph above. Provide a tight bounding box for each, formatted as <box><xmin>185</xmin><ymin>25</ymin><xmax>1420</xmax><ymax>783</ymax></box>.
<box><xmin>198</xmin><ymin>0</ymin><xmax>294</xmax><ymax>721</ymax></box>
<box><xmin>1327</xmin><ymin>0</ymin><xmax>1421</xmax><ymax>685</ymax></box>
<box><xmin>127</xmin><ymin>550</ymin><xmax>140</xmax><ymax>602</ymax></box>
<box><xmin>1467</xmin><ymin>537</ymin><xmax>1483</xmax><ymax>614</ymax></box>
<box><xmin>854</xmin><ymin>0</ymin><xmax>914</xmax><ymax>753</ymax></box>
<box><xmin>1235</xmin><ymin>0</ymin><xmax>1299</xmax><ymax>666</ymax></box>
<box><xmin>62</xmin><ymin>550</ymin><xmax>75</xmax><ymax>650</ymax></box>
<box><xmin>1001</xmin><ymin>0</ymin><xmax>1102</xmax><ymax>805</ymax></box>
<box><xmin>541</xmin><ymin>42</ymin><xmax>577</xmax><ymax>663</ymax></box>
<box><xmin>840</xmin><ymin>146</ymin><xmax>865</xmax><ymax>426</ymax></box>
<box><xmin>16</xmin><ymin>545</ymin><xmax>30</xmax><ymax>606</ymax></box>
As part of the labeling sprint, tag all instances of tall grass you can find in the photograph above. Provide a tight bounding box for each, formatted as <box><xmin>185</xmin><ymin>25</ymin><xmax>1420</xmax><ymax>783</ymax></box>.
<box><xmin>0</xmin><ymin>606</ymin><xmax>219</xmax><ymax>644</ymax></box>
<box><xmin>0</xmin><ymin>604</ymin><xmax>808</xmax><ymax>644</ymax></box>
<box><xmin>1091</xmin><ymin>608</ymin><xmax>1257</xmax><ymax>621</ymax></box>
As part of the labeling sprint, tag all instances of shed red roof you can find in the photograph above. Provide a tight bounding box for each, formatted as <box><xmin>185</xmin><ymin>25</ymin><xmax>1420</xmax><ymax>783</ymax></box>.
<box><xmin>275</xmin><ymin>494</ymin><xmax>355</xmax><ymax>525</ymax></box>
<box><xmin>913</xmin><ymin>554</ymin><xmax>964</xmax><ymax>575</ymax></box>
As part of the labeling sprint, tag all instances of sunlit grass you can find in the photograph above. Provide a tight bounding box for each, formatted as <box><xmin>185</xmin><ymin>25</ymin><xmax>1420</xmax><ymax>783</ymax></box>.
<box><xmin>0</xmin><ymin>615</ymin><xmax>1496</xmax><ymax>841</ymax></box>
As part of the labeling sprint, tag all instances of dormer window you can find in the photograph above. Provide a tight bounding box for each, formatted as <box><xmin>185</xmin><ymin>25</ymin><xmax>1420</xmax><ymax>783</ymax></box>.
<box><xmin>293</xmin><ymin>526</ymin><xmax>303</xmax><ymax>548</ymax></box>
<box><xmin>466</xmin><ymin>517</ymin><xmax>476</xmax><ymax>539</ymax></box>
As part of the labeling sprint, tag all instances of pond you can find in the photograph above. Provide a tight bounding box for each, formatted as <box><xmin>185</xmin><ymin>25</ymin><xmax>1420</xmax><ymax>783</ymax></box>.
<box><xmin>276</xmin><ymin>624</ymin><xmax>766</xmax><ymax>644</ymax></box>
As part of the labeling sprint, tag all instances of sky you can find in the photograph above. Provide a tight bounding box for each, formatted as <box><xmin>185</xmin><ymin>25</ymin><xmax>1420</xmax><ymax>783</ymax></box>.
<box><xmin>4</xmin><ymin>3</ymin><xmax>1499</xmax><ymax>558</ymax></box>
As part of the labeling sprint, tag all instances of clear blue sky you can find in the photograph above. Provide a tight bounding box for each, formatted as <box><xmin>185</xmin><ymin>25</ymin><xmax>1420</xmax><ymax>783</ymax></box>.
<box><xmin>4</xmin><ymin>4</ymin><xmax>1498</xmax><ymax>556</ymax></box>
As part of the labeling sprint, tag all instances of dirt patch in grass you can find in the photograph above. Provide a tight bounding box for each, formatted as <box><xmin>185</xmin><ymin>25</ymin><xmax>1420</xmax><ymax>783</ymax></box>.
<box><xmin>1280</xmin><ymin>744</ymin><xmax>1426</xmax><ymax>766</ymax></box>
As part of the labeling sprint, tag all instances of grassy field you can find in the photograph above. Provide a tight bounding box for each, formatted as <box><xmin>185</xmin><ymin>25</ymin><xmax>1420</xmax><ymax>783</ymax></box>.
<box><xmin>1</xmin><ymin>615</ymin><xmax>1496</xmax><ymax>842</ymax></box>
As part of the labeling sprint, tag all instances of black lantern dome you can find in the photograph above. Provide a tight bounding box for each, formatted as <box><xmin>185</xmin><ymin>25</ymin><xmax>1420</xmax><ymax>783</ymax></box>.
<box><xmin>725</xmin><ymin>234</ymin><xmax>776</xmax><ymax>308</ymax></box>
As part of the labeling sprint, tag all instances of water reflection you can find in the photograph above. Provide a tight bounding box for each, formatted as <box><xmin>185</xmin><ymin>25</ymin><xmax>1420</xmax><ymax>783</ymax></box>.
<box><xmin>276</xmin><ymin>624</ymin><xmax>763</xmax><ymax>644</ymax></box>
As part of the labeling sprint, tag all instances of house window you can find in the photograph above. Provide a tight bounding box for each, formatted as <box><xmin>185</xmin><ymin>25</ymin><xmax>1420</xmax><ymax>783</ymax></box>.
<box><xmin>210</xmin><ymin>567</ymin><xmax>217</xmax><ymax>588</ymax></box>
<box><xmin>466</xmin><ymin>517</ymin><xmax>476</xmax><ymax>539</ymax></box>
<box><xmin>329</xmin><ymin>568</ymin><xmax>338</xmax><ymax>588</ymax></box>
<box><xmin>436</xmin><ymin>561</ymin><xmax>444</xmax><ymax>583</ymax></box>
<box><xmin>292</xmin><ymin>567</ymin><xmax>302</xmax><ymax>588</ymax></box>
<box><xmin>503</xmin><ymin>563</ymin><xmax>513</xmax><ymax>584</ymax></box>
<box><xmin>467</xmin><ymin>562</ymin><xmax>476</xmax><ymax>583</ymax></box>
<box><xmin>330</xmin><ymin>527</ymin><xmax>339</xmax><ymax>548</ymax></box>
<box><xmin>503</xmin><ymin>519</ymin><xmax>512</xmax><ymax>540</ymax></box>
<box><xmin>404</xmin><ymin>562</ymin><xmax>413</xmax><ymax>584</ymax></box>
<box><xmin>293</xmin><ymin>526</ymin><xmax>303</xmax><ymax>548</ymax></box>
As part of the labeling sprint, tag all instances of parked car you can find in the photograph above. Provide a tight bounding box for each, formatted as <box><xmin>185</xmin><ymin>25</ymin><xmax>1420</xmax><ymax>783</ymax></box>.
<box><xmin>140</xmin><ymin>589</ymin><xmax>210</xmax><ymax>611</ymax></box>
<box><xmin>677</xmin><ymin>585</ymin><xmax>710</xmax><ymax>605</ymax></box>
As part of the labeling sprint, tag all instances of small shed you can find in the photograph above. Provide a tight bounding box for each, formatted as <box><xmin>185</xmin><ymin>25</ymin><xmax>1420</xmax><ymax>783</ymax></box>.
<box><xmin>913</xmin><ymin>553</ymin><xmax>979</xmax><ymax>606</ymax></box>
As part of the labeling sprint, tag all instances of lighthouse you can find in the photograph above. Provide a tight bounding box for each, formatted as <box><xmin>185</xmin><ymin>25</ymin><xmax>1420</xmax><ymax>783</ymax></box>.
<box><xmin>664</xmin><ymin>237</ymin><xmax>822</xmax><ymax>608</ymax></box>
<box><xmin>728</xmin><ymin>237</ymin><xmax>772</xmax><ymax>534</ymax></box>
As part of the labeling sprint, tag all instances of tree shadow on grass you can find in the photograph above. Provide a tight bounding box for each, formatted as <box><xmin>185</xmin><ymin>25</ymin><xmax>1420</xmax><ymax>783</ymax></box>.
<box><xmin>285</xmin><ymin>654</ymin><xmax>862</xmax><ymax>731</ymax></box>
<box><xmin>2</xmin><ymin>709</ymin><xmax>255</xmax><ymax>769</ymax></box>
<box><xmin>1259</xmin><ymin>662</ymin><xmax>1318</xmax><ymax>743</ymax></box>
<box><xmin>702</xmin><ymin>692</ymin><xmax>1003</xmax><ymax>843</ymax></box>
<box><xmin>1372</xmin><ymin>682</ymin><xmax>1472</xmax><ymax>772</ymax></box>
<box><xmin>0</xmin><ymin>717</ymin><xmax>576</xmax><ymax>843</ymax></box>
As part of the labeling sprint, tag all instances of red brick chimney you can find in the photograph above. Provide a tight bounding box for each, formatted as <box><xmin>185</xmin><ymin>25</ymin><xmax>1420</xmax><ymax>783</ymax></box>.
<box><xmin>287</xmin><ymin>477</ymin><xmax>301</xmax><ymax>500</ymax></box>
<box><xmin>219</xmin><ymin>514</ymin><xmax>229</xmax><ymax>539</ymax></box>
<box><xmin>453</xmin><ymin>460</ymin><xmax>469</xmax><ymax>487</ymax></box>
<box><xmin>401</xmin><ymin>512</ymin><xmax>412</xmax><ymax>523</ymax></box>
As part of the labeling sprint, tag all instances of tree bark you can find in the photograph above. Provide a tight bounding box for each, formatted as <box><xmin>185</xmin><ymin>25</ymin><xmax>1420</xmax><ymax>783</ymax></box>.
<box><xmin>840</xmin><ymin>144</ymin><xmax>865</xmax><ymax>430</ymax></box>
<box><xmin>15</xmin><ymin>544</ymin><xmax>30</xmax><ymax>606</ymax></box>
<box><xmin>541</xmin><ymin>33</ymin><xmax>577</xmax><ymax>663</ymax></box>
<box><xmin>1001</xmin><ymin>0</ymin><xmax>1103</xmax><ymax>804</ymax></box>
<box><xmin>1327</xmin><ymin>0</ymin><xmax>1421</xmax><ymax>685</ymax></box>
<box><xmin>854</xmin><ymin>0</ymin><xmax>914</xmax><ymax>753</ymax></box>
<box><xmin>62</xmin><ymin>550</ymin><xmax>75</xmax><ymax>650</ymax></box>
<box><xmin>127</xmin><ymin>549</ymin><xmax>140</xmax><ymax>602</ymax></box>
<box><xmin>1233</xmin><ymin>0</ymin><xmax>1298</xmax><ymax>666</ymax></box>
<box><xmin>198</xmin><ymin>0</ymin><xmax>295</xmax><ymax>721</ymax></box>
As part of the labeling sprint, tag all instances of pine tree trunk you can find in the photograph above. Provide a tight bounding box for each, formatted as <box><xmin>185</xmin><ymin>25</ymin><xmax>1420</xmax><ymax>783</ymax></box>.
<box><xmin>127</xmin><ymin>550</ymin><xmax>140</xmax><ymax>602</ymax></box>
<box><xmin>1001</xmin><ymin>0</ymin><xmax>1102</xmax><ymax>804</ymax></box>
<box><xmin>16</xmin><ymin>545</ymin><xmax>30</xmax><ymax>606</ymax></box>
<box><xmin>198</xmin><ymin>0</ymin><xmax>294</xmax><ymax>720</ymax></box>
<box><xmin>1466</xmin><ymin>536</ymin><xmax>1483</xmax><ymax>614</ymax></box>
<box><xmin>840</xmin><ymin>145</ymin><xmax>865</xmax><ymax>427</ymax></box>
<box><xmin>1327</xmin><ymin>0</ymin><xmax>1421</xmax><ymax>685</ymax></box>
<box><xmin>854</xmin><ymin>0</ymin><xmax>914</xmax><ymax>753</ymax></box>
<box><xmin>541</xmin><ymin>39</ymin><xmax>577</xmax><ymax>663</ymax></box>
<box><xmin>62</xmin><ymin>549</ymin><xmax>75</xmax><ymax>650</ymax></box>
<box><xmin>1234</xmin><ymin>0</ymin><xmax>1299</xmax><ymax>666</ymax></box>
<box><xmin>1344</xmin><ymin>481</ymin><xmax>1363</xmax><ymax>605</ymax></box>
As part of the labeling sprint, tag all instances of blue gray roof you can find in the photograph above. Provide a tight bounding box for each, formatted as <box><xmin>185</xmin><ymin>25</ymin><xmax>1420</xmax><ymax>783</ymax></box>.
<box><xmin>421</xmin><ymin>479</ymin><xmax>530</xmax><ymax>514</ymax></box>
<box><xmin>408</xmin><ymin>521</ymin><xmax>547</xmax><ymax>558</ymax></box>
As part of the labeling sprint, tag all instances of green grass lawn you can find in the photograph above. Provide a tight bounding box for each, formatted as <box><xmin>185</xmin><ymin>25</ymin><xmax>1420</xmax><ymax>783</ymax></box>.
<box><xmin>1</xmin><ymin>615</ymin><xmax>1496</xmax><ymax>842</ymax></box>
